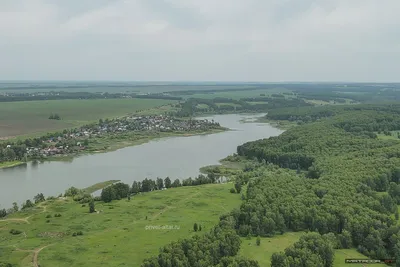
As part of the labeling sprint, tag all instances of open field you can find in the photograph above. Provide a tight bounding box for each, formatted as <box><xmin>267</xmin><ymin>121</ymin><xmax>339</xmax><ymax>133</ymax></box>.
<box><xmin>0</xmin><ymin>82</ymin><xmax>261</xmax><ymax>94</ymax></box>
<box><xmin>0</xmin><ymin>99</ymin><xmax>175</xmax><ymax>138</ymax></box>
<box><xmin>182</xmin><ymin>88</ymin><xmax>293</xmax><ymax>100</ymax></box>
<box><xmin>239</xmin><ymin>232</ymin><xmax>304</xmax><ymax>266</ymax></box>
<box><xmin>376</xmin><ymin>131</ymin><xmax>400</xmax><ymax>141</ymax></box>
<box><xmin>0</xmin><ymin>182</ymin><xmax>242</xmax><ymax>267</ymax></box>
<box><xmin>334</xmin><ymin>249</ymin><xmax>372</xmax><ymax>267</ymax></box>
<box><xmin>239</xmin><ymin>233</ymin><xmax>371</xmax><ymax>267</ymax></box>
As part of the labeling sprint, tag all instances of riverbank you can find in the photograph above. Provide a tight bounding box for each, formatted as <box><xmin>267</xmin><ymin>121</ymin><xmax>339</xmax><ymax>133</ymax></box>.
<box><xmin>24</xmin><ymin>127</ymin><xmax>229</xmax><ymax>165</ymax></box>
<box><xmin>254</xmin><ymin>116</ymin><xmax>297</xmax><ymax>130</ymax></box>
<box><xmin>0</xmin><ymin>113</ymin><xmax>282</xmax><ymax>209</ymax></box>
<box><xmin>0</xmin><ymin>160</ymin><xmax>26</xmax><ymax>169</ymax></box>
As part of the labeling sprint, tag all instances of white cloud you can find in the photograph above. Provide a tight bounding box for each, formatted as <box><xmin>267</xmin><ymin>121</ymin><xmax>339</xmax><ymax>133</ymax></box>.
<box><xmin>0</xmin><ymin>0</ymin><xmax>399</xmax><ymax>81</ymax></box>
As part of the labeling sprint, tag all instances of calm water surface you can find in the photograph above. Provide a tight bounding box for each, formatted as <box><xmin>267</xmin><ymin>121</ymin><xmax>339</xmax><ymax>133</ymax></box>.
<box><xmin>0</xmin><ymin>114</ymin><xmax>282</xmax><ymax>208</ymax></box>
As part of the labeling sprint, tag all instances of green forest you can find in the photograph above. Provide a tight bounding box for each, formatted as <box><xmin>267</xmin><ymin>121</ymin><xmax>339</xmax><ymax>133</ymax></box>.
<box><xmin>141</xmin><ymin>104</ymin><xmax>400</xmax><ymax>266</ymax></box>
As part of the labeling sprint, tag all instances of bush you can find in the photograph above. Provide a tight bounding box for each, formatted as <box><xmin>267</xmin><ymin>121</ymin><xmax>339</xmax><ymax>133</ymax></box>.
<box><xmin>46</xmin><ymin>219</ymin><xmax>50</xmax><ymax>223</ymax></box>
<box><xmin>64</xmin><ymin>186</ymin><xmax>82</xmax><ymax>197</ymax></box>
<box><xmin>256</xmin><ymin>236</ymin><xmax>261</xmax><ymax>246</ymax></box>
<box><xmin>73</xmin><ymin>231</ymin><xmax>83</xmax><ymax>236</ymax></box>
<box><xmin>54</xmin><ymin>213</ymin><xmax>62</xmax><ymax>217</ymax></box>
<box><xmin>45</xmin><ymin>214</ymin><xmax>52</xmax><ymax>218</ymax></box>
<box><xmin>9</xmin><ymin>229</ymin><xmax>22</xmax><ymax>235</ymax></box>
<box><xmin>230</xmin><ymin>188</ymin><xmax>236</xmax><ymax>193</ymax></box>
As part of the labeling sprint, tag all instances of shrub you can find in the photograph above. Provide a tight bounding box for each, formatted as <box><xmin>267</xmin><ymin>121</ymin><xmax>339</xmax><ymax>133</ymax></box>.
<box><xmin>230</xmin><ymin>188</ymin><xmax>236</xmax><ymax>193</ymax></box>
<box><xmin>77</xmin><ymin>231</ymin><xmax>83</xmax><ymax>236</ymax></box>
<box><xmin>54</xmin><ymin>213</ymin><xmax>62</xmax><ymax>217</ymax></box>
<box><xmin>9</xmin><ymin>229</ymin><xmax>22</xmax><ymax>235</ymax></box>
<box><xmin>45</xmin><ymin>214</ymin><xmax>52</xmax><ymax>218</ymax></box>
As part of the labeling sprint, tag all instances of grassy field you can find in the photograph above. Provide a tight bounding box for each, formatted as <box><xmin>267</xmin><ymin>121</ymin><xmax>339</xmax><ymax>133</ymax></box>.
<box><xmin>0</xmin><ymin>182</ymin><xmax>242</xmax><ymax>267</ymax></box>
<box><xmin>0</xmin><ymin>161</ymin><xmax>26</xmax><ymax>169</ymax></box>
<box><xmin>376</xmin><ymin>131</ymin><xmax>400</xmax><ymax>141</ymax></box>
<box><xmin>239</xmin><ymin>233</ymin><xmax>370</xmax><ymax>267</ymax></box>
<box><xmin>0</xmin><ymin>99</ymin><xmax>176</xmax><ymax>138</ymax></box>
<box><xmin>182</xmin><ymin>88</ymin><xmax>292</xmax><ymax>100</ymax></box>
<box><xmin>239</xmin><ymin>232</ymin><xmax>304</xmax><ymax>266</ymax></box>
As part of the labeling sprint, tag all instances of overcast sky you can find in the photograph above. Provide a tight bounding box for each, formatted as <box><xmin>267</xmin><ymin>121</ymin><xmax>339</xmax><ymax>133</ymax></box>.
<box><xmin>0</xmin><ymin>0</ymin><xmax>398</xmax><ymax>82</ymax></box>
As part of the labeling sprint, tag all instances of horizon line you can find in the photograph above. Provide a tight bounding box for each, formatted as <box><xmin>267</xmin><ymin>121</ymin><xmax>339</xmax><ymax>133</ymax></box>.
<box><xmin>0</xmin><ymin>80</ymin><xmax>400</xmax><ymax>84</ymax></box>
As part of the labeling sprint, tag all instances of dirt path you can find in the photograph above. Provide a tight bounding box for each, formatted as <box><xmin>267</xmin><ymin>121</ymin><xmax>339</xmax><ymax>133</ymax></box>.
<box><xmin>0</xmin><ymin>218</ymin><xmax>30</xmax><ymax>224</ymax></box>
<box><xmin>0</xmin><ymin>203</ymin><xmax>47</xmax><ymax>224</ymax></box>
<box><xmin>33</xmin><ymin>244</ymin><xmax>52</xmax><ymax>267</ymax></box>
<box><xmin>13</xmin><ymin>244</ymin><xmax>53</xmax><ymax>267</ymax></box>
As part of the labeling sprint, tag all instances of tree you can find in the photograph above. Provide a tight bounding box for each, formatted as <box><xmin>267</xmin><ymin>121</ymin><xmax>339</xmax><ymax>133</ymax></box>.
<box><xmin>172</xmin><ymin>179</ymin><xmax>181</xmax><ymax>187</ymax></box>
<box><xmin>65</xmin><ymin>186</ymin><xmax>81</xmax><ymax>197</ymax></box>
<box><xmin>89</xmin><ymin>199</ymin><xmax>95</xmax><ymax>213</ymax></box>
<box><xmin>164</xmin><ymin>177</ymin><xmax>172</xmax><ymax>188</ymax></box>
<box><xmin>12</xmin><ymin>202</ymin><xmax>19</xmax><ymax>212</ymax></box>
<box><xmin>22</xmin><ymin>200</ymin><xmax>34</xmax><ymax>210</ymax></box>
<box><xmin>101</xmin><ymin>186</ymin><xmax>116</xmax><ymax>203</ymax></box>
<box><xmin>234</xmin><ymin>182</ymin><xmax>242</xmax><ymax>193</ymax></box>
<box><xmin>0</xmin><ymin>209</ymin><xmax>6</xmax><ymax>218</ymax></box>
<box><xmin>256</xmin><ymin>236</ymin><xmax>261</xmax><ymax>246</ymax></box>
<box><xmin>34</xmin><ymin>193</ymin><xmax>45</xmax><ymax>204</ymax></box>
<box><xmin>156</xmin><ymin>177</ymin><xmax>164</xmax><ymax>190</ymax></box>
<box><xmin>131</xmin><ymin>181</ymin><xmax>140</xmax><ymax>194</ymax></box>
<box><xmin>271</xmin><ymin>252</ymin><xmax>288</xmax><ymax>267</ymax></box>
<box><xmin>112</xmin><ymin>183</ymin><xmax>130</xmax><ymax>199</ymax></box>
<box><xmin>193</xmin><ymin>223</ymin><xmax>198</xmax><ymax>232</ymax></box>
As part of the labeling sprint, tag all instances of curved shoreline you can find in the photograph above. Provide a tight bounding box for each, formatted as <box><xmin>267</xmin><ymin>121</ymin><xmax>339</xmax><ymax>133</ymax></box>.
<box><xmin>0</xmin><ymin>128</ymin><xmax>229</xmax><ymax>168</ymax></box>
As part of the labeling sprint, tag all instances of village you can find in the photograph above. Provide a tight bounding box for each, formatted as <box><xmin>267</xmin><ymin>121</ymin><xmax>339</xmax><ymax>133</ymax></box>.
<box><xmin>25</xmin><ymin>115</ymin><xmax>222</xmax><ymax>158</ymax></box>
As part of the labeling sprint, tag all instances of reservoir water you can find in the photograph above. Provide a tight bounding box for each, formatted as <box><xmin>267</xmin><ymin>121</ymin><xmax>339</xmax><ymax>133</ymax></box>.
<box><xmin>0</xmin><ymin>114</ymin><xmax>283</xmax><ymax>208</ymax></box>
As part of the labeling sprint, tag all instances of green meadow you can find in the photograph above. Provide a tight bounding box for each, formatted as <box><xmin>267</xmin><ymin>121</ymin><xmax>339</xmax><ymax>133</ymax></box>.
<box><xmin>239</xmin><ymin>233</ymin><xmax>371</xmax><ymax>267</ymax></box>
<box><xmin>0</xmin><ymin>98</ymin><xmax>176</xmax><ymax>138</ymax></box>
<box><xmin>0</xmin><ymin>183</ymin><xmax>242</xmax><ymax>267</ymax></box>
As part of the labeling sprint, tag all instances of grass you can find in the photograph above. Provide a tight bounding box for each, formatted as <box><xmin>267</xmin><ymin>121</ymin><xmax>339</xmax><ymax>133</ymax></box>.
<box><xmin>304</xmin><ymin>99</ymin><xmax>358</xmax><ymax>106</ymax></box>
<box><xmin>239</xmin><ymin>232</ymin><xmax>304</xmax><ymax>266</ymax></box>
<box><xmin>82</xmin><ymin>180</ymin><xmax>121</xmax><ymax>194</ymax></box>
<box><xmin>239</xmin><ymin>233</ymin><xmax>370</xmax><ymax>267</ymax></box>
<box><xmin>182</xmin><ymin>88</ymin><xmax>292</xmax><ymax>100</ymax></box>
<box><xmin>215</xmin><ymin>103</ymin><xmax>242</xmax><ymax>108</ymax></box>
<box><xmin>0</xmin><ymin>161</ymin><xmax>26</xmax><ymax>169</ymax></box>
<box><xmin>334</xmin><ymin>249</ymin><xmax>371</xmax><ymax>267</ymax></box>
<box><xmin>0</xmin><ymin>183</ymin><xmax>242</xmax><ymax>266</ymax></box>
<box><xmin>0</xmin><ymin>98</ymin><xmax>176</xmax><ymax>138</ymax></box>
<box><xmin>255</xmin><ymin>117</ymin><xmax>297</xmax><ymax>130</ymax></box>
<box><xmin>376</xmin><ymin>131</ymin><xmax>400</xmax><ymax>141</ymax></box>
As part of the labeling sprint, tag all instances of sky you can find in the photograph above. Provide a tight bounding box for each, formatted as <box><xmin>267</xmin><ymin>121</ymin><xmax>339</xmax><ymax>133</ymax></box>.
<box><xmin>0</xmin><ymin>0</ymin><xmax>399</xmax><ymax>82</ymax></box>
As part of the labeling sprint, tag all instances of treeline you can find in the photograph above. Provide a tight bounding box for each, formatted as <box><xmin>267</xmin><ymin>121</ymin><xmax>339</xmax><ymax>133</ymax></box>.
<box><xmin>0</xmin><ymin>92</ymin><xmax>182</xmax><ymax>102</ymax></box>
<box><xmin>174</xmin><ymin>97</ymin><xmax>311</xmax><ymax>117</ymax></box>
<box><xmin>0</xmin><ymin>193</ymin><xmax>45</xmax><ymax>218</ymax></box>
<box><xmin>234</xmin><ymin>105</ymin><xmax>400</xmax><ymax>262</ymax></box>
<box><xmin>101</xmin><ymin>174</ymin><xmax>225</xmax><ymax>203</ymax></box>
<box><xmin>142</xmin><ymin>225</ymin><xmax>259</xmax><ymax>267</ymax></box>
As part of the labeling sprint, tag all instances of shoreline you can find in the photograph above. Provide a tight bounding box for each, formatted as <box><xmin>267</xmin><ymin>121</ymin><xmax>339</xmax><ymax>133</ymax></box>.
<box><xmin>0</xmin><ymin>127</ymin><xmax>229</xmax><ymax>167</ymax></box>
<box><xmin>0</xmin><ymin>161</ymin><xmax>27</xmax><ymax>169</ymax></box>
